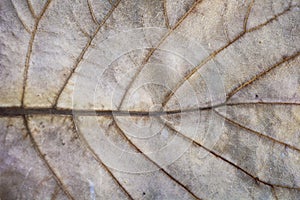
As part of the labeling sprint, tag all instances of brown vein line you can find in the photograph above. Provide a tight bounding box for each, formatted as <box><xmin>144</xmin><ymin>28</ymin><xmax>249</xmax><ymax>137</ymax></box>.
<box><xmin>163</xmin><ymin>0</ymin><xmax>171</xmax><ymax>29</ymax></box>
<box><xmin>113</xmin><ymin>121</ymin><xmax>201</xmax><ymax>200</ymax></box>
<box><xmin>213</xmin><ymin>110</ymin><xmax>300</xmax><ymax>153</ymax></box>
<box><xmin>226</xmin><ymin>51</ymin><xmax>300</xmax><ymax>101</ymax></box>
<box><xmin>108</xmin><ymin>0</ymin><xmax>114</xmax><ymax>6</ymax></box>
<box><xmin>51</xmin><ymin>185</ymin><xmax>60</xmax><ymax>200</ymax></box>
<box><xmin>0</xmin><ymin>103</ymin><xmax>226</xmax><ymax>117</ymax></box>
<box><xmin>117</xmin><ymin>0</ymin><xmax>203</xmax><ymax>109</ymax></box>
<box><xmin>76</xmin><ymin>22</ymin><xmax>91</xmax><ymax>39</ymax></box>
<box><xmin>68</xmin><ymin>7</ymin><xmax>91</xmax><ymax>38</ymax></box>
<box><xmin>70</xmin><ymin>118</ymin><xmax>134</xmax><ymax>200</ymax></box>
<box><xmin>161</xmin><ymin>0</ymin><xmax>255</xmax><ymax>107</ymax></box>
<box><xmin>172</xmin><ymin>0</ymin><xmax>203</xmax><ymax>30</ymax></box>
<box><xmin>163</xmin><ymin>120</ymin><xmax>300</xmax><ymax>191</ymax></box>
<box><xmin>271</xmin><ymin>187</ymin><xmax>279</xmax><ymax>200</ymax></box>
<box><xmin>10</xmin><ymin>0</ymin><xmax>32</xmax><ymax>34</ymax></box>
<box><xmin>27</xmin><ymin>0</ymin><xmax>37</xmax><ymax>18</ymax></box>
<box><xmin>226</xmin><ymin>102</ymin><xmax>300</xmax><ymax>107</ymax></box>
<box><xmin>162</xmin><ymin>4</ymin><xmax>294</xmax><ymax>107</ymax></box>
<box><xmin>53</xmin><ymin>0</ymin><xmax>122</xmax><ymax>107</ymax></box>
<box><xmin>21</xmin><ymin>0</ymin><xmax>52</xmax><ymax>107</ymax></box>
<box><xmin>247</xmin><ymin>5</ymin><xmax>296</xmax><ymax>32</ymax></box>
<box><xmin>1</xmin><ymin>101</ymin><xmax>300</xmax><ymax>117</ymax></box>
<box><xmin>22</xmin><ymin>116</ymin><xmax>75</xmax><ymax>200</ymax></box>
<box><xmin>243</xmin><ymin>0</ymin><xmax>255</xmax><ymax>31</ymax></box>
<box><xmin>87</xmin><ymin>0</ymin><xmax>99</xmax><ymax>25</ymax></box>
<box><xmin>160</xmin><ymin>29</ymin><xmax>241</xmax><ymax>107</ymax></box>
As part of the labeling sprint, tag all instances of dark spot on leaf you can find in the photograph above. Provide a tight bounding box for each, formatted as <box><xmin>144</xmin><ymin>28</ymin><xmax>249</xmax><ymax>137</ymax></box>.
<box><xmin>39</xmin><ymin>122</ymin><xmax>45</xmax><ymax>128</ymax></box>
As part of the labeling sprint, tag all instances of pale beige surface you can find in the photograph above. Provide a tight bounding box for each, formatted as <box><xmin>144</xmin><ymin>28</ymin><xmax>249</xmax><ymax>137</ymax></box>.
<box><xmin>0</xmin><ymin>0</ymin><xmax>300</xmax><ymax>199</ymax></box>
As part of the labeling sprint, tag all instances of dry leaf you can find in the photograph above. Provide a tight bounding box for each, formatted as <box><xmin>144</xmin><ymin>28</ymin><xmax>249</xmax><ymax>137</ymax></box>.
<box><xmin>0</xmin><ymin>0</ymin><xmax>299</xmax><ymax>199</ymax></box>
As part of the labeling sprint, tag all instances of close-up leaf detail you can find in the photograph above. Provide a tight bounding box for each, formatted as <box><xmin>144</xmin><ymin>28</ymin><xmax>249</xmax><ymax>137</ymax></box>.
<box><xmin>0</xmin><ymin>0</ymin><xmax>299</xmax><ymax>199</ymax></box>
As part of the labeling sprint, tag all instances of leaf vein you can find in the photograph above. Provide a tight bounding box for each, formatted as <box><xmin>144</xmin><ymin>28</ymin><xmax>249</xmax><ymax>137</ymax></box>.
<box><xmin>226</xmin><ymin>51</ymin><xmax>300</xmax><ymax>101</ymax></box>
<box><xmin>117</xmin><ymin>0</ymin><xmax>203</xmax><ymax>109</ymax></box>
<box><xmin>70</xmin><ymin>117</ymin><xmax>134</xmax><ymax>200</ymax></box>
<box><xmin>162</xmin><ymin>4</ymin><xmax>295</xmax><ymax>107</ymax></box>
<box><xmin>10</xmin><ymin>0</ymin><xmax>32</xmax><ymax>33</ymax></box>
<box><xmin>53</xmin><ymin>0</ymin><xmax>122</xmax><ymax>107</ymax></box>
<box><xmin>21</xmin><ymin>0</ymin><xmax>53</xmax><ymax>107</ymax></box>
<box><xmin>163</xmin><ymin>118</ymin><xmax>300</xmax><ymax>190</ymax></box>
<box><xmin>23</xmin><ymin>115</ymin><xmax>75</xmax><ymax>200</ymax></box>
<box><xmin>87</xmin><ymin>0</ymin><xmax>99</xmax><ymax>25</ymax></box>
<box><xmin>1</xmin><ymin>102</ymin><xmax>300</xmax><ymax>117</ymax></box>
<box><xmin>163</xmin><ymin>0</ymin><xmax>171</xmax><ymax>29</ymax></box>
<box><xmin>26</xmin><ymin>0</ymin><xmax>37</xmax><ymax>18</ymax></box>
<box><xmin>113</xmin><ymin>121</ymin><xmax>202</xmax><ymax>199</ymax></box>
<box><xmin>213</xmin><ymin>110</ymin><xmax>300</xmax><ymax>154</ymax></box>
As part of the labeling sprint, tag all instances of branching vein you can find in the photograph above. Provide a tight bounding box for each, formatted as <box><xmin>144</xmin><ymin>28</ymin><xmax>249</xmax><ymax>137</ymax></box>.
<box><xmin>117</xmin><ymin>0</ymin><xmax>204</xmax><ymax>109</ymax></box>
<box><xmin>213</xmin><ymin>110</ymin><xmax>300</xmax><ymax>153</ymax></box>
<box><xmin>87</xmin><ymin>0</ymin><xmax>99</xmax><ymax>25</ymax></box>
<box><xmin>53</xmin><ymin>0</ymin><xmax>122</xmax><ymax>107</ymax></box>
<box><xmin>70</xmin><ymin>117</ymin><xmax>134</xmax><ymax>200</ymax></box>
<box><xmin>26</xmin><ymin>0</ymin><xmax>37</xmax><ymax>18</ymax></box>
<box><xmin>23</xmin><ymin>116</ymin><xmax>74</xmax><ymax>200</ymax></box>
<box><xmin>162</xmin><ymin>4</ymin><xmax>295</xmax><ymax>107</ymax></box>
<box><xmin>11</xmin><ymin>0</ymin><xmax>32</xmax><ymax>33</ymax></box>
<box><xmin>1</xmin><ymin>102</ymin><xmax>300</xmax><ymax>117</ymax></box>
<box><xmin>21</xmin><ymin>0</ymin><xmax>53</xmax><ymax>107</ymax></box>
<box><xmin>162</xmin><ymin>118</ymin><xmax>300</xmax><ymax>190</ymax></box>
<box><xmin>113</xmin><ymin>121</ymin><xmax>201</xmax><ymax>199</ymax></box>
<box><xmin>226</xmin><ymin>51</ymin><xmax>300</xmax><ymax>101</ymax></box>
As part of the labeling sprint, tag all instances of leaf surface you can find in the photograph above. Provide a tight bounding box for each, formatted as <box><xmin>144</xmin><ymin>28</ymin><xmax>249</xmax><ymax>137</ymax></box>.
<box><xmin>0</xmin><ymin>0</ymin><xmax>299</xmax><ymax>199</ymax></box>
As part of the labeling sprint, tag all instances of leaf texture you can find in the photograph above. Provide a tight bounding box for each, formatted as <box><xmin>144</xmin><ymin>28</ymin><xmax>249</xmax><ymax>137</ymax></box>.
<box><xmin>0</xmin><ymin>0</ymin><xmax>300</xmax><ymax>199</ymax></box>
